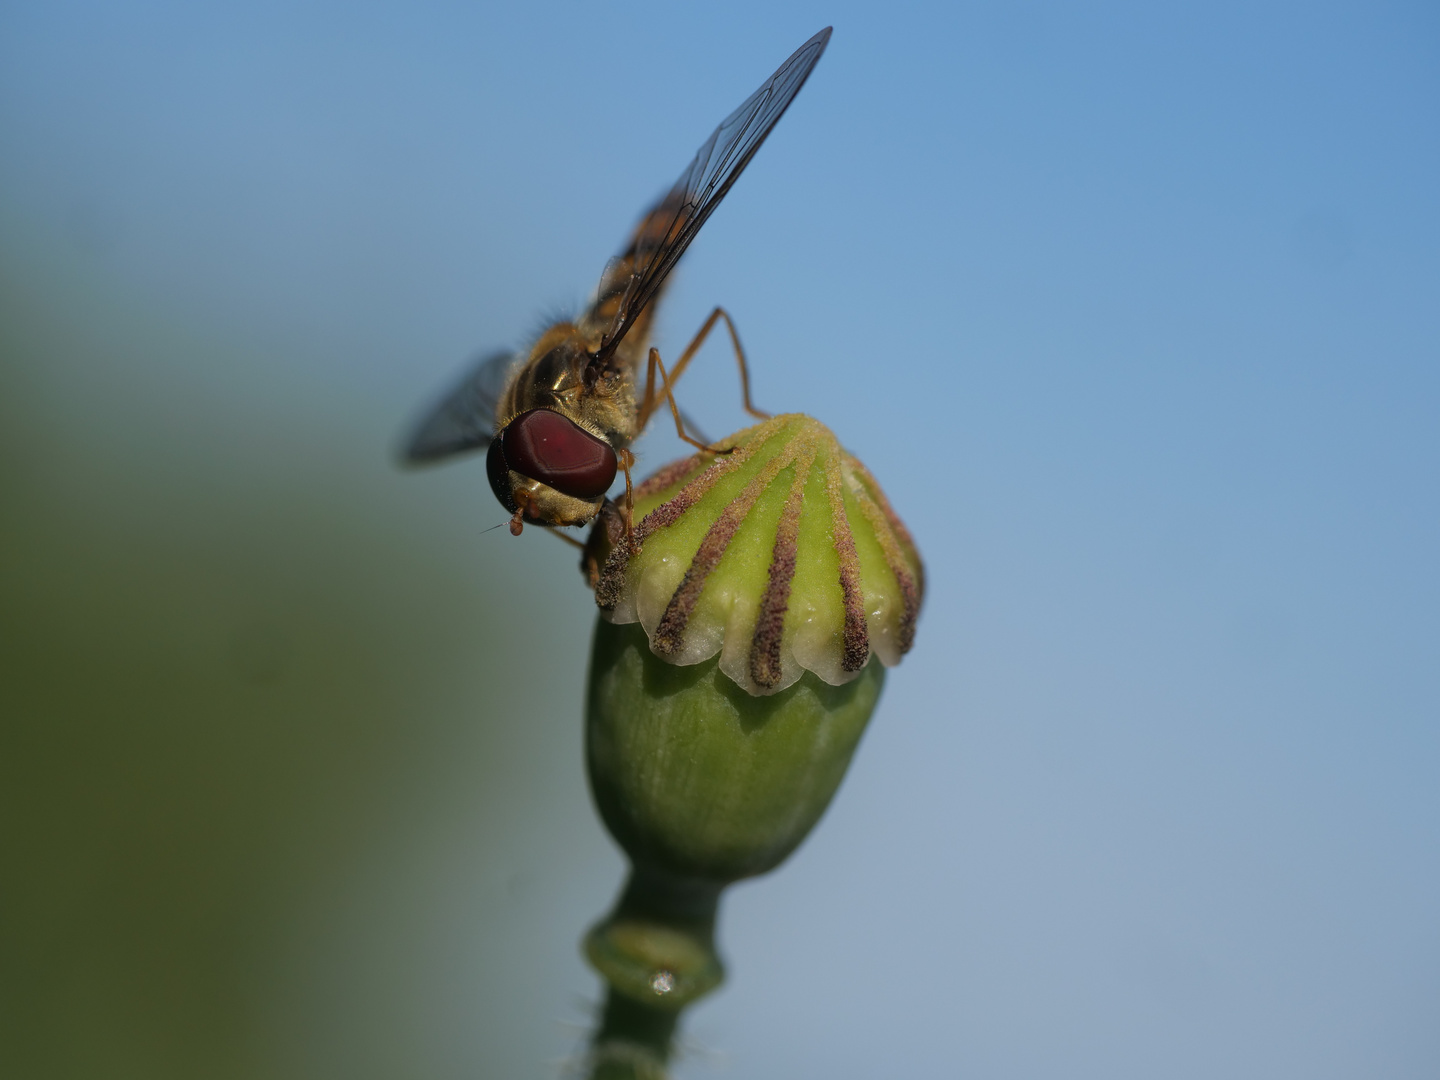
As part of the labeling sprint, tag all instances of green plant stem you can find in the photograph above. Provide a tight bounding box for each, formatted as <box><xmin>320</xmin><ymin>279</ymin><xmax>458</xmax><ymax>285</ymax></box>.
<box><xmin>588</xmin><ymin>989</ymin><xmax>680</xmax><ymax>1080</ymax></box>
<box><xmin>585</xmin><ymin>864</ymin><xmax>726</xmax><ymax>1012</ymax></box>
<box><xmin>585</xmin><ymin>867</ymin><xmax>727</xmax><ymax>1079</ymax></box>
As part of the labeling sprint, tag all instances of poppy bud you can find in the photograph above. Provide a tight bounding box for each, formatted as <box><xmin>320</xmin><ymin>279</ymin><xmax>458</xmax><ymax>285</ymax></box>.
<box><xmin>582</xmin><ymin>415</ymin><xmax>922</xmax><ymax>1012</ymax></box>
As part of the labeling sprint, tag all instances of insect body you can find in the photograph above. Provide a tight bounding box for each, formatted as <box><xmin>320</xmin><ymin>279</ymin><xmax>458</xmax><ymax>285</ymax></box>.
<box><xmin>403</xmin><ymin>27</ymin><xmax>831</xmax><ymax>542</ymax></box>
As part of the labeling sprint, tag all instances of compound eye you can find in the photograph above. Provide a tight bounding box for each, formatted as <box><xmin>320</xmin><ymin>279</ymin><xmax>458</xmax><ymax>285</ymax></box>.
<box><xmin>501</xmin><ymin>409</ymin><xmax>617</xmax><ymax>499</ymax></box>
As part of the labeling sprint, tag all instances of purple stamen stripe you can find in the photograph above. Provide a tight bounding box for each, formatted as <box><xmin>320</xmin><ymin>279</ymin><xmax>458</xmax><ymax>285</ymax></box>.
<box><xmin>823</xmin><ymin>450</ymin><xmax>871</xmax><ymax>673</ymax></box>
<box><xmin>633</xmin><ymin>455</ymin><xmax>709</xmax><ymax>502</ymax></box>
<box><xmin>652</xmin><ymin>439</ymin><xmax>799</xmax><ymax>656</ymax></box>
<box><xmin>749</xmin><ymin>445</ymin><xmax>817</xmax><ymax>689</ymax></box>
<box><xmin>596</xmin><ymin>420</ymin><xmax>785</xmax><ymax>609</ymax></box>
<box><xmin>594</xmin><ymin>428</ymin><xmax>770</xmax><ymax>608</ymax></box>
<box><xmin>849</xmin><ymin>478</ymin><xmax>922</xmax><ymax>655</ymax></box>
<box><xmin>846</xmin><ymin>457</ymin><xmax>925</xmax><ymax>599</ymax></box>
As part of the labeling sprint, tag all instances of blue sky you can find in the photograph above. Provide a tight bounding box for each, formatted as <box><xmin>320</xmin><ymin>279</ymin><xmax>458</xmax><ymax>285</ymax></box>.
<box><xmin>2</xmin><ymin>2</ymin><xmax>1437</xmax><ymax>1077</ymax></box>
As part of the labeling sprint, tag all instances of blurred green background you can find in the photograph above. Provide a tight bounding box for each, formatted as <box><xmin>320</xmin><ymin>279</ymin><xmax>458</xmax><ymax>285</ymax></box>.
<box><xmin>0</xmin><ymin>248</ymin><xmax>624</xmax><ymax>1076</ymax></box>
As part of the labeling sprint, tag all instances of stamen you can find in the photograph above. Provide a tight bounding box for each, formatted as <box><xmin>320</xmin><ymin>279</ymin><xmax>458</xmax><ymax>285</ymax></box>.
<box><xmin>849</xmin><ymin>480</ymin><xmax>921</xmax><ymax>655</ymax></box>
<box><xmin>749</xmin><ymin>444</ymin><xmax>816</xmax><ymax>689</ymax></box>
<box><xmin>822</xmin><ymin>450</ymin><xmax>870</xmax><ymax>673</ymax></box>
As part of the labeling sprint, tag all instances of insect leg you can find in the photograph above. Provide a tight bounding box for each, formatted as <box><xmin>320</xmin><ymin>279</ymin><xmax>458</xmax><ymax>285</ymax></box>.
<box><xmin>541</xmin><ymin>527</ymin><xmax>586</xmax><ymax>551</ymax></box>
<box><xmin>618</xmin><ymin>448</ymin><xmax>636</xmax><ymax>540</ymax></box>
<box><xmin>635</xmin><ymin>306</ymin><xmax>771</xmax><ymax>430</ymax></box>
<box><xmin>637</xmin><ymin>347</ymin><xmax>661</xmax><ymax>432</ymax></box>
<box><xmin>647</xmin><ymin>347</ymin><xmax>723</xmax><ymax>453</ymax></box>
<box><xmin>637</xmin><ymin>350</ymin><xmax>711</xmax><ymax>442</ymax></box>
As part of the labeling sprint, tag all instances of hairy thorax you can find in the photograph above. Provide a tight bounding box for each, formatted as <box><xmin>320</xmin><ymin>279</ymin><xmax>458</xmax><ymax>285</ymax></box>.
<box><xmin>501</xmin><ymin>323</ymin><xmax>641</xmax><ymax>448</ymax></box>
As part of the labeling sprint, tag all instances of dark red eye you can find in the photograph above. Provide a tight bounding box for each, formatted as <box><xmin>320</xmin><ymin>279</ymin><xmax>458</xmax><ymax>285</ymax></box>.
<box><xmin>500</xmin><ymin>409</ymin><xmax>617</xmax><ymax>499</ymax></box>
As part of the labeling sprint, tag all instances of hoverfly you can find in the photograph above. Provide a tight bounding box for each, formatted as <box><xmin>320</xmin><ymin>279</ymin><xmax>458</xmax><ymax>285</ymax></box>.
<box><xmin>402</xmin><ymin>28</ymin><xmax>831</xmax><ymax>571</ymax></box>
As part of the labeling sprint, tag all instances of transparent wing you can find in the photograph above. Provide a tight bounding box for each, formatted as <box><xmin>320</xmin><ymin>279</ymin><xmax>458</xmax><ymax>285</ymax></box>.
<box><xmin>400</xmin><ymin>349</ymin><xmax>517</xmax><ymax>464</ymax></box>
<box><xmin>591</xmin><ymin>26</ymin><xmax>831</xmax><ymax>368</ymax></box>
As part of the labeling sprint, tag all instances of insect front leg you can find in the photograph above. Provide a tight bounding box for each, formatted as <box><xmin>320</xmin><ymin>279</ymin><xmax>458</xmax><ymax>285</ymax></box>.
<box><xmin>635</xmin><ymin>306</ymin><xmax>771</xmax><ymax>433</ymax></box>
<box><xmin>646</xmin><ymin>347</ymin><xmax>726</xmax><ymax>453</ymax></box>
<box><xmin>617</xmin><ymin>448</ymin><xmax>636</xmax><ymax>540</ymax></box>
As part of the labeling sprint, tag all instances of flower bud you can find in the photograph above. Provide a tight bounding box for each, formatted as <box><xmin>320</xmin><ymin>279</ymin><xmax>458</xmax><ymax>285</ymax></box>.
<box><xmin>595</xmin><ymin>414</ymin><xmax>922</xmax><ymax>695</ymax></box>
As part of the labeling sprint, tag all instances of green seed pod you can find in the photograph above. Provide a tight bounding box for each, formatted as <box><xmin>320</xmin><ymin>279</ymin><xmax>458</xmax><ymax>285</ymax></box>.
<box><xmin>582</xmin><ymin>415</ymin><xmax>922</xmax><ymax>1012</ymax></box>
<box><xmin>587</xmin><ymin>619</ymin><xmax>887</xmax><ymax>883</ymax></box>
